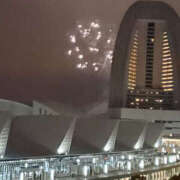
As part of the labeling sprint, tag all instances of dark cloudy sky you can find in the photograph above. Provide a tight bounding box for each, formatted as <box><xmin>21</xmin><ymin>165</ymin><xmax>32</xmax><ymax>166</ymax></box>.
<box><xmin>0</xmin><ymin>0</ymin><xmax>179</xmax><ymax>107</ymax></box>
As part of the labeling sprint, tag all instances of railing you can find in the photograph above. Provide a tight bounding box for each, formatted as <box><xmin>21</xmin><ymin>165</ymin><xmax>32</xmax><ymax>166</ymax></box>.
<box><xmin>0</xmin><ymin>149</ymin><xmax>179</xmax><ymax>180</ymax></box>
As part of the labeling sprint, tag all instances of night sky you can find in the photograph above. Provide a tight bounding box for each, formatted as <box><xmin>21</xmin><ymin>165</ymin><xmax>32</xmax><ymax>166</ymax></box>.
<box><xmin>0</xmin><ymin>0</ymin><xmax>179</xmax><ymax>107</ymax></box>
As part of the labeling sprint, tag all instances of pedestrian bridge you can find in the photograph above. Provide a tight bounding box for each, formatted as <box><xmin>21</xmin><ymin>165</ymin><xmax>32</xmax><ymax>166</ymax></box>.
<box><xmin>0</xmin><ymin>149</ymin><xmax>180</xmax><ymax>180</ymax></box>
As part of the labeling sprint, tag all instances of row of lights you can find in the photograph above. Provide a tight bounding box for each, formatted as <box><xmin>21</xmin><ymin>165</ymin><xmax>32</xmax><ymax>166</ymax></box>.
<box><xmin>128</xmin><ymin>31</ymin><xmax>139</xmax><ymax>90</ymax></box>
<box><xmin>161</xmin><ymin>31</ymin><xmax>174</xmax><ymax>92</ymax></box>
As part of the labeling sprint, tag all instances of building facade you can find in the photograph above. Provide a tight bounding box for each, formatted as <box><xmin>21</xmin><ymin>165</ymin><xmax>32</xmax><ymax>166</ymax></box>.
<box><xmin>109</xmin><ymin>1</ymin><xmax>180</xmax><ymax>110</ymax></box>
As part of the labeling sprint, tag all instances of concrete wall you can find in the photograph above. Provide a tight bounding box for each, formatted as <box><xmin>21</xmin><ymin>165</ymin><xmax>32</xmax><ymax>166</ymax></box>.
<box><xmin>144</xmin><ymin>122</ymin><xmax>164</xmax><ymax>148</ymax></box>
<box><xmin>0</xmin><ymin>99</ymin><xmax>33</xmax><ymax>157</ymax></box>
<box><xmin>5</xmin><ymin>113</ymin><xmax>156</xmax><ymax>156</ymax></box>
<box><xmin>71</xmin><ymin>117</ymin><xmax>118</xmax><ymax>154</ymax></box>
<box><xmin>115</xmin><ymin>120</ymin><xmax>145</xmax><ymax>151</ymax></box>
<box><xmin>6</xmin><ymin>115</ymin><xmax>73</xmax><ymax>157</ymax></box>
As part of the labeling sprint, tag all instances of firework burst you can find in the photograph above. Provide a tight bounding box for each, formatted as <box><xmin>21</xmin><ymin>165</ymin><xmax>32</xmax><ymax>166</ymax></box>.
<box><xmin>66</xmin><ymin>19</ymin><xmax>117</xmax><ymax>75</ymax></box>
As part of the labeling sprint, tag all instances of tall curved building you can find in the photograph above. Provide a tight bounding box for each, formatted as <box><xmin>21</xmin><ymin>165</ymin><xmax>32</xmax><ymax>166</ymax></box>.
<box><xmin>109</xmin><ymin>1</ymin><xmax>180</xmax><ymax>110</ymax></box>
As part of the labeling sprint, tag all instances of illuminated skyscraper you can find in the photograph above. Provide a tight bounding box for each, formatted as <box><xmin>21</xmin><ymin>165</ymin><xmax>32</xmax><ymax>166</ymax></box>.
<box><xmin>110</xmin><ymin>1</ymin><xmax>180</xmax><ymax>110</ymax></box>
<box><xmin>126</xmin><ymin>20</ymin><xmax>175</xmax><ymax>109</ymax></box>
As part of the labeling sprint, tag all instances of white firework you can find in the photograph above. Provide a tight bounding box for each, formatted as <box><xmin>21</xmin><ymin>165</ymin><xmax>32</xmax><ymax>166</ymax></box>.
<box><xmin>66</xmin><ymin>19</ymin><xmax>117</xmax><ymax>74</ymax></box>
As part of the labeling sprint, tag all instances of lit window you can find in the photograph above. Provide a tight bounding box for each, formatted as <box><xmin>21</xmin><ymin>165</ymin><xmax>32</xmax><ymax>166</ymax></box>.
<box><xmin>128</xmin><ymin>67</ymin><xmax>136</xmax><ymax>71</ymax></box>
<box><xmin>162</xmin><ymin>54</ymin><xmax>171</xmax><ymax>58</ymax></box>
<box><xmin>164</xmin><ymin>88</ymin><xmax>173</xmax><ymax>91</ymax></box>
<box><xmin>161</xmin><ymin>81</ymin><xmax>173</xmax><ymax>84</ymax></box>
<box><xmin>155</xmin><ymin>99</ymin><xmax>163</xmax><ymax>103</ymax></box>
<box><xmin>128</xmin><ymin>74</ymin><xmax>136</xmax><ymax>77</ymax></box>
<box><xmin>133</xmin><ymin>45</ymin><xmax>138</xmax><ymax>49</ymax></box>
<box><xmin>163</xmin><ymin>43</ymin><xmax>169</xmax><ymax>46</ymax></box>
<box><xmin>163</xmin><ymin>35</ymin><xmax>168</xmax><ymax>39</ymax></box>
<box><xmin>128</xmin><ymin>72</ymin><xmax>136</xmax><ymax>75</ymax></box>
<box><xmin>162</xmin><ymin>65</ymin><xmax>173</xmax><ymax>69</ymax></box>
<box><xmin>161</xmin><ymin>76</ymin><xmax>173</xmax><ymax>80</ymax></box>
<box><xmin>130</xmin><ymin>56</ymin><xmax>137</xmax><ymax>60</ymax></box>
<box><xmin>163</xmin><ymin>39</ymin><xmax>168</xmax><ymax>43</ymax></box>
<box><xmin>128</xmin><ymin>83</ymin><xmax>135</xmax><ymax>86</ymax></box>
<box><xmin>128</xmin><ymin>76</ymin><xmax>136</xmax><ymax>79</ymax></box>
<box><xmin>128</xmin><ymin>87</ymin><xmax>135</xmax><ymax>90</ymax></box>
<box><xmin>163</xmin><ymin>57</ymin><xmax>172</xmax><ymax>61</ymax></box>
<box><xmin>162</xmin><ymin>69</ymin><xmax>173</xmax><ymax>73</ymax></box>
<box><xmin>162</xmin><ymin>61</ymin><xmax>172</xmax><ymax>65</ymax></box>
<box><xmin>151</xmin><ymin>38</ymin><xmax>155</xmax><ymax>42</ymax></box>
<box><xmin>129</xmin><ymin>61</ymin><xmax>136</xmax><ymax>65</ymax></box>
<box><xmin>128</xmin><ymin>79</ymin><xmax>136</xmax><ymax>83</ymax></box>
<box><xmin>129</xmin><ymin>59</ymin><xmax>136</xmax><ymax>62</ymax></box>
<box><xmin>129</xmin><ymin>63</ymin><xmax>136</xmax><ymax>67</ymax></box>
<box><xmin>162</xmin><ymin>84</ymin><xmax>174</xmax><ymax>87</ymax></box>
<box><xmin>161</xmin><ymin>73</ymin><xmax>173</xmax><ymax>76</ymax></box>
<box><xmin>131</xmin><ymin>52</ymin><xmax>137</xmax><ymax>56</ymax></box>
<box><xmin>162</xmin><ymin>46</ymin><xmax>169</xmax><ymax>50</ymax></box>
<box><xmin>163</xmin><ymin>50</ymin><xmax>171</xmax><ymax>54</ymax></box>
<box><xmin>132</xmin><ymin>49</ymin><xmax>137</xmax><ymax>52</ymax></box>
